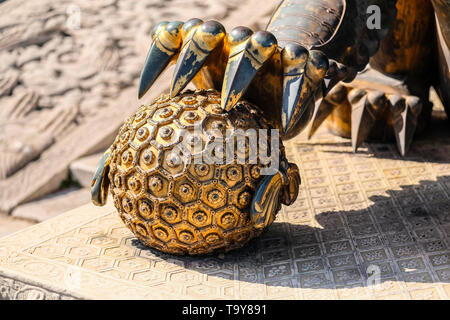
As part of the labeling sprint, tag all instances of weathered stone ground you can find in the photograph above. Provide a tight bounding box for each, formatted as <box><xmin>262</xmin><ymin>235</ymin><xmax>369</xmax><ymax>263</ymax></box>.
<box><xmin>0</xmin><ymin>111</ymin><xmax>449</xmax><ymax>299</ymax></box>
<box><xmin>0</xmin><ymin>0</ymin><xmax>448</xmax><ymax>300</ymax></box>
<box><xmin>0</xmin><ymin>0</ymin><xmax>278</xmax><ymax>228</ymax></box>
<box><xmin>0</xmin><ymin>0</ymin><xmax>448</xmax><ymax>250</ymax></box>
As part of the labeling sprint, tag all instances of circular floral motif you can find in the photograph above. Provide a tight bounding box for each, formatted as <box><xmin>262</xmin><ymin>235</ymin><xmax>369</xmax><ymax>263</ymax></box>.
<box><xmin>156</xmin><ymin>94</ymin><xmax>169</xmax><ymax>103</ymax></box>
<box><xmin>187</xmin><ymin>134</ymin><xmax>202</xmax><ymax>147</ymax></box>
<box><xmin>159</xmin><ymin>107</ymin><xmax>173</xmax><ymax>118</ymax></box>
<box><xmin>182</xmin><ymin>95</ymin><xmax>197</xmax><ymax>105</ymax></box>
<box><xmin>121</xmin><ymin>151</ymin><xmax>132</xmax><ymax>166</ymax></box>
<box><xmin>238</xmin><ymin>191</ymin><xmax>251</xmax><ymax>207</ymax></box>
<box><xmin>120</xmin><ymin>132</ymin><xmax>130</xmax><ymax>143</ymax></box>
<box><xmin>250</xmin><ymin>165</ymin><xmax>261</xmax><ymax>179</ymax></box>
<box><xmin>159</xmin><ymin>126</ymin><xmax>173</xmax><ymax>139</ymax></box>
<box><xmin>137</xmin><ymin>199</ymin><xmax>153</xmax><ymax>219</ymax></box>
<box><xmin>114</xmin><ymin>174</ymin><xmax>122</xmax><ymax>188</ymax></box>
<box><xmin>179</xmin><ymin>183</ymin><xmax>194</xmax><ymax>200</ymax></box>
<box><xmin>226</xmin><ymin>166</ymin><xmax>242</xmax><ymax>181</ymax></box>
<box><xmin>207</xmin><ymin>190</ymin><xmax>224</xmax><ymax>205</ymax></box>
<box><xmin>127</xmin><ymin>176</ymin><xmax>141</xmax><ymax>192</ymax></box>
<box><xmin>136</xmin><ymin>127</ymin><xmax>149</xmax><ymax>141</ymax></box>
<box><xmin>184</xmin><ymin>111</ymin><xmax>199</xmax><ymax>123</ymax></box>
<box><xmin>205</xmin><ymin>233</ymin><xmax>220</xmax><ymax>244</ymax></box>
<box><xmin>220</xmin><ymin>212</ymin><xmax>237</xmax><ymax>229</ymax></box>
<box><xmin>166</xmin><ymin>152</ymin><xmax>182</xmax><ymax>168</ymax></box>
<box><xmin>161</xmin><ymin>206</ymin><xmax>179</xmax><ymax>223</ymax></box>
<box><xmin>194</xmin><ymin>164</ymin><xmax>210</xmax><ymax>177</ymax></box>
<box><xmin>178</xmin><ymin>230</ymin><xmax>195</xmax><ymax>243</ymax></box>
<box><xmin>135</xmin><ymin>111</ymin><xmax>147</xmax><ymax>122</ymax></box>
<box><xmin>134</xmin><ymin>222</ymin><xmax>148</xmax><ymax>238</ymax></box>
<box><xmin>207</xmin><ymin>94</ymin><xmax>220</xmax><ymax>104</ymax></box>
<box><xmin>142</xmin><ymin>149</ymin><xmax>154</xmax><ymax>165</ymax></box>
<box><xmin>154</xmin><ymin>227</ymin><xmax>169</xmax><ymax>241</ymax></box>
<box><xmin>148</xmin><ymin>176</ymin><xmax>163</xmax><ymax>193</ymax></box>
<box><xmin>192</xmin><ymin>211</ymin><xmax>208</xmax><ymax>227</ymax></box>
<box><xmin>121</xmin><ymin>197</ymin><xmax>133</xmax><ymax>213</ymax></box>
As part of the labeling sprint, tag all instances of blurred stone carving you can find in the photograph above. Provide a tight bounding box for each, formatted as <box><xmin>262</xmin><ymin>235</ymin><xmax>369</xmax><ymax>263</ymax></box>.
<box><xmin>0</xmin><ymin>0</ymin><xmax>278</xmax><ymax>212</ymax></box>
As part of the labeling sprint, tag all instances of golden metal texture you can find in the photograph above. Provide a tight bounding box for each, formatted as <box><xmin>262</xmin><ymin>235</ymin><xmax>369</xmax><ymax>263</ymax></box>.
<box><xmin>2</xmin><ymin>117</ymin><xmax>450</xmax><ymax>299</ymax></box>
<box><xmin>370</xmin><ymin>0</ymin><xmax>436</xmax><ymax>77</ymax></box>
<box><xmin>310</xmin><ymin>0</ymin><xmax>438</xmax><ymax>155</ymax></box>
<box><xmin>94</xmin><ymin>90</ymin><xmax>300</xmax><ymax>255</ymax></box>
<box><xmin>121</xmin><ymin>0</ymin><xmax>449</xmax><ymax>255</ymax></box>
<box><xmin>139</xmin><ymin>1</ymin><xmax>434</xmax><ymax>157</ymax></box>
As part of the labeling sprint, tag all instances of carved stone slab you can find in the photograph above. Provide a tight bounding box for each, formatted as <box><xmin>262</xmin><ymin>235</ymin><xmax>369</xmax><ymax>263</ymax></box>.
<box><xmin>70</xmin><ymin>153</ymin><xmax>104</xmax><ymax>188</ymax></box>
<box><xmin>0</xmin><ymin>87</ymin><xmax>138</xmax><ymax>213</ymax></box>
<box><xmin>0</xmin><ymin>0</ymin><xmax>280</xmax><ymax>213</ymax></box>
<box><xmin>0</xmin><ymin>123</ymin><xmax>448</xmax><ymax>300</ymax></box>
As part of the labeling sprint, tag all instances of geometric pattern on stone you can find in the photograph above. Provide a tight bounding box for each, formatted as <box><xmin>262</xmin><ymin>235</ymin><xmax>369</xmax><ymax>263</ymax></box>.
<box><xmin>1</xmin><ymin>124</ymin><xmax>448</xmax><ymax>299</ymax></box>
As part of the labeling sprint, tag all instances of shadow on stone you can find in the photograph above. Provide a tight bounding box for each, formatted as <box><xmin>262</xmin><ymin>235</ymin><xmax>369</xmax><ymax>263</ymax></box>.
<box><xmin>308</xmin><ymin>111</ymin><xmax>450</xmax><ymax>164</ymax></box>
<box><xmin>133</xmin><ymin>176</ymin><xmax>450</xmax><ymax>290</ymax></box>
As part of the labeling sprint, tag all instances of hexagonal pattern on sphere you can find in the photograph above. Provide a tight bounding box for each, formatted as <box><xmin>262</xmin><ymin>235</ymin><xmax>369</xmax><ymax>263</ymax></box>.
<box><xmin>108</xmin><ymin>89</ymin><xmax>287</xmax><ymax>255</ymax></box>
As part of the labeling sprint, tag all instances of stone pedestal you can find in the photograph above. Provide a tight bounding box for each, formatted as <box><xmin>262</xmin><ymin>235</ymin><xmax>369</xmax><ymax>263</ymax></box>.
<box><xmin>1</xmin><ymin>120</ymin><xmax>449</xmax><ymax>300</ymax></box>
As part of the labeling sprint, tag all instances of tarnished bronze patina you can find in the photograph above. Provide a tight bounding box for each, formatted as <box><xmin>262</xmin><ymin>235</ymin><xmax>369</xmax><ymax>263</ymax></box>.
<box><xmin>319</xmin><ymin>0</ymin><xmax>449</xmax><ymax>156</ymax></box>
<box><xmin>136</xmin><ymin>0</ymin><xmax>448</xmax><ymax>156</ymax></box>
<box><xmin>137</xmin><ymin>0</ymin><xmax>399</xmax><ymax>142</ymax></box>
<box><xmin>92</xmin><ymin>0</ymin><xmax>449</xmax><ymax>254</ymax></box>
<box><xmin>92</xmin><ymin>90</ymin><xmax>300</xmax><ymax>255</ymax></box>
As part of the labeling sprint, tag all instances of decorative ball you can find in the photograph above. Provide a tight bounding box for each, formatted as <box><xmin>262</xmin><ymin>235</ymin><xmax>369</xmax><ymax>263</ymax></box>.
<box><xmin>106</xmin><ymin>89</ymin><xmax>290</xmax><ymax>255</ymax></box>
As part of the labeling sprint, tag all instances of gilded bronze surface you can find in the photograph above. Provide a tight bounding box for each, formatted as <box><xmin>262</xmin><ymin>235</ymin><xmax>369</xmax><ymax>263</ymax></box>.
<box><xmin>93</xmin><ymin>90</ymin><xmax>299</xmax><ymax>255</ymax></box>
<box><xmin>92</xmin><ymin>0</ymin><xmax>449</xmax><ymax>254</ymax></box>
<box><xmin>4</xmin><ymin>116</ymin><xmax>450</xmax><ymax>299</ymax></box>
<box><xmin>432</xmin><ymin>0</ymin><xmax>450</xmax><ymax>117</ymax></box>
<box><xmin>136</xmin><ymin>0</ymin><xmax>448</xmax><ymax>158</ymax></box>
<box><xmin>137</xmin><ymin>1</ymin><xmax>398</xmax><ymax>140</ymax></box>
<box><xmin>316</xmin><ymin>0</ymin><xmax>442</xmax><ymax>156</ymax></box>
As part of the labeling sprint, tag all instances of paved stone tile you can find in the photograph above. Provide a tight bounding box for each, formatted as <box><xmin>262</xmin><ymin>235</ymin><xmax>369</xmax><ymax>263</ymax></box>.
<box><xmin>0</xmin><ymin>119</ymin><xmax>449</xmax><ymax>299</ymax></box>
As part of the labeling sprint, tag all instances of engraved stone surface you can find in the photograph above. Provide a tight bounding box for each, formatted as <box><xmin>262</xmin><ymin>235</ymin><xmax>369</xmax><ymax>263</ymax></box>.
<box><xmin>0</xmin><ymin>121</ymin><xmax>448</xmax><ymax>299</ymax></box>
<box><xmin>0</xmin><ymin>0</ymin><xmax>279</xmax><ymax>213</ymax></box>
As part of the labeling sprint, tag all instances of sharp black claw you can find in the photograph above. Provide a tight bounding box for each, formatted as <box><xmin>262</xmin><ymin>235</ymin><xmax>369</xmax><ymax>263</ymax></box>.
<box><xmin>281</xmin><ymin>75</ymin><xmax>305</xmax><ymax>133</ymax></box>
<box><xmin>170</xmin><ymin>20</ymin><xmax>225</xmax><ymax>97</ymax></box>
<box><xmin>221</xmin><ymin>30</ymin><xmax>277</xmax><ymax>111</ymax></box>
<box><xmin>281</xmin><ymin>49</ymin><xmax>329</xmax><ymax>137</ymax></box>
<box><xmin>91</xmin><ymin>151</ymin><xmax>111</xmax><ymax>206</ymax></box>
<box><xmin>390</xmin><ymin>95</ymin><xmax>422</xmax><ymax>156</ymax></box>
<box><xmin>308</xmin><ymin>84</ymin><xmax>348</xmax><ymax>139</ymax></box>
<box><xmin>281</xmin><ymin>43</ymin><xmax>309</xmax><ymax>134</ymax></box>
<box><xmin>251</xmin><ymin>172</ymin><xmax>283</xmax><ymax>229</ymax></box>
<box><xmin>138</xmin><ymin>44</ymin><xmax>173</xmax><ymax>99</ymax></box>
<box><xmin>138</xmin><ymin>21</ymin><xmax>184</xmax><ymax>99</ymax></box>
<box><xmin>351</xmin><ymin>90</ymin><xmax>386</xmax><ymax>152</ymax></box>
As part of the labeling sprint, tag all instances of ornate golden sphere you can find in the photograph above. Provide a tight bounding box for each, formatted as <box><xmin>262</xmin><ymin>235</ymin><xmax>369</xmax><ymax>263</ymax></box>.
<box><xmin>106</xmin><ymin>89</ymin><xmax>290</xmax><ymax>255</ymax></box>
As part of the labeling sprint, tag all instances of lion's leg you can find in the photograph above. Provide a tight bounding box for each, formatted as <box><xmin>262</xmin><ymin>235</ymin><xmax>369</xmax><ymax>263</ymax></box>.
<box><xmin>309</xmin><ymin>67</ymin><xmax>426</xmax><ymax>156</ymax></box>
<box><xmin>309</xmin><ymin>0</ymin><xmax>438</xmax><ymax>156</ymax></box>
<box><xmin>431</xmin><ymin>0</ymin><xmax>450</xmax><ymax>117</ymax></box>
